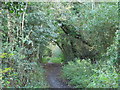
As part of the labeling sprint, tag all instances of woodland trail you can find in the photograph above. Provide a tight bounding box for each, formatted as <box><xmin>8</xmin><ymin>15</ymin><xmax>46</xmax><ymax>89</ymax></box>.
<box><xmin>43</xmin><ymin>63</ymin><xmax>72</xmax><ymax>88</ymax></box>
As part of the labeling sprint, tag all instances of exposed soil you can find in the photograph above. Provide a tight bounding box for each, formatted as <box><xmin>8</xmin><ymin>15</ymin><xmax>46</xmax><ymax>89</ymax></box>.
<box><xmin>43</xmin><ymin>63</ymin><xmax>72</xmax><ymax>88</ymax></box>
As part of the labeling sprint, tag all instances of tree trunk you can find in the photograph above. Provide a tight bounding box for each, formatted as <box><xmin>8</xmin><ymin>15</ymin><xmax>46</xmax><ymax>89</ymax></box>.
<box><xmin>21</xmin><ymin>3</ymin><xmax>27</xmax><ymax>47</ymax></box>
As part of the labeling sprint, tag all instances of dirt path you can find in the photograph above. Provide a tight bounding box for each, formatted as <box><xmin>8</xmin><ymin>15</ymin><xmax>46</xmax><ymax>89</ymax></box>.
<box><xmin>43</xmin><ymin>63</ymin><xmax>71</xmax><ymax>88</ymax></box>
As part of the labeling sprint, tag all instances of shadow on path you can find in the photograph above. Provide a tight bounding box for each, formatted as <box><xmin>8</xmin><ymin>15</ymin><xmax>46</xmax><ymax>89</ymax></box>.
<box><xmin>43</xmin><ymin>63</ymin><xmax>71</xmax><ymax>88</ymax></box>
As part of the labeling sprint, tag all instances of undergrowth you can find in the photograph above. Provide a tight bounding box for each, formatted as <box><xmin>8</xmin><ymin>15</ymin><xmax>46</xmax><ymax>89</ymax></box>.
<box><xmin>62</xmin><ymin>59</ymin><xmax>119</xmax><ymax>88</ymax></box>
<box><xmin>62</xmin><ymin>30</ymin><xmax>119</xmax><ymax>88</ymax></box>
<box><xmin>1</xmin><ymin>53</ymin><xmax>49</xmax><ymax>88</ymax></box>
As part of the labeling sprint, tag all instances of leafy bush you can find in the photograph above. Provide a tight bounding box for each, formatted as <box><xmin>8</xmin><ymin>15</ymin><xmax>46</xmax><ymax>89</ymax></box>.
<box><xmin>22</xmin><ymin>62</ymin><xmax>49</xmax><ymax>88</ymax></box>
<box><xmin>62</xmin><ymin>30</ymin><xmax>119</xmax><ymax>88</ymax></box>
<box><xmin>0</xmin><ymin>67</ymin><xmax>18</xmax><ymax>87</ymax></box>
<box><xmin>62</xmin><ymin>59</ymin><xmax>93</xmax><ymax>88</ymax></box>
<box><xmin>62</xmin><ymin>59</ymin><xmax>119</xmax><ymax>88</ymax></box>
<box><xmin>1</xmin><ymin>53</ymin><xmax>49</xmax><ymax>88</ymax></box>
<box><xmin>105</xmin><ymin>30</ymin><xmax>120</xmax><ymax>66</ymax></box>
<box><xmin>87</xmin><ymin>60</ymin><xmax>118</xmax><ymax>88</ymax></box>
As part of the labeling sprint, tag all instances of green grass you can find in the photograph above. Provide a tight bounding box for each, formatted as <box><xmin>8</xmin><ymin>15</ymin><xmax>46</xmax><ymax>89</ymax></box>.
<box><xmin>42</xmin><ymin>57</ymin><xmax>63</xmax><ymax>63</ymax></box>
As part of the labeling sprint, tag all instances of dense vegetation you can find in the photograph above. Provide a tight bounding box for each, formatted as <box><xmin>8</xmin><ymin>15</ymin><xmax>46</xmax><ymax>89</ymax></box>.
<box><xmin>0</xmin><ymin>2</ymin><xmax>119</xmax><ymax>88</ymax></box>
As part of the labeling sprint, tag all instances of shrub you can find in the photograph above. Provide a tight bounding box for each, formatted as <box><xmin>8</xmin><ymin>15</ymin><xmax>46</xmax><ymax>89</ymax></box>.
<box><xmin>1</xmin><ymin>53</ymin><xmax>49</xmax><ymax>88</ymax></box>
<box><xmin>105</xmin><ymin>30</ymin><xmax>120</xmax><ymax>66</ymax></box>
<box><xmin>62</xmin><ymin>59</ymin><xmax>93</xmax><ymax>88</ymax></box>
<box><xmin>62</xmin><ymin>59</ymin><xmax>119</xmax><ymax>88</ymax></box>
<box><xmin>87</xmin><ymin>60</ymin><xmax>118</xmax><ymax>88</ymax></box>
<box><xmin>22</xmin><ymin>62</ymin><xmax>49</xmax><ymax>88</ymax></box>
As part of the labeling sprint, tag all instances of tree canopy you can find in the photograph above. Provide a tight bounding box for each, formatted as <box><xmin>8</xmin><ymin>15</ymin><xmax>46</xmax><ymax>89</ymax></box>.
<box><xmin>0</xmin><ymin>2</ymin><xmax>119</xmax><ymax>88</ymax></box>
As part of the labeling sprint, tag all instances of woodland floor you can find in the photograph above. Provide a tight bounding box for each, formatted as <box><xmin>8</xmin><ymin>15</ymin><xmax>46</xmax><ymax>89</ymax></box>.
<box><xmin>43</xmin><ymin>63</ymin><xmax>72</xmax><ymax>88</ymax></box>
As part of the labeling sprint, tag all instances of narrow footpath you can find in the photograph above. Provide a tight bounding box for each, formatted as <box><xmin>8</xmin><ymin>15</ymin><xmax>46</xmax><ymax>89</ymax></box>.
<box><xmin>43</xmin><ymin>63</ymin><xmax>71</xmax><ymax>88</ymax></box>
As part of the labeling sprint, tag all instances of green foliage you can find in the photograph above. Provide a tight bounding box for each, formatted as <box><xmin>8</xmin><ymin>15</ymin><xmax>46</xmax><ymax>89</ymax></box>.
<box><xmin>105</xmin><ymin>30</ymin><xmax>120</xmax><ymax>65</ymax></box>
<box><xmin>62</xmin><ymin>59</ymin><xmax>119</xmax><ymax>88</ymax></box>
<box><xmin>20</xmin><ymin>62</ymin><xmax>49</xmax><ymax>88</ymax></box>
<box><xmin>87</xmin><ymin>63</ymin><xmax>118</xmax><ymax>88</ymax></box>
<box><xmin>0</xmin><ymin>53</ymin><xmax>14</xmax><ymax>58</ymax></box>
<box><xmin>3</xmin><ymin>2</ymin><xmax>27</xmax><ymax>15</ymax></box>
<box><xmin>1</xmin><ymin>2</ymin><xmax>119</xmax><ymax>88</ymax></box>
<box><xmin>1</xmin><ymin>61</ymin><xmax>49</xmax><ymax>88</ymax></box>
<box><xmin>75</xmin><ymin>3</ymin><xmax>118</xmax><ymax>54</ymax></box>
<box><xmin>0</xmin><ymin>53</ymin><xmax>18</xmax><ymax>87</ymax></box>
<box><xmin>1</xmin><ymin>67</ymin><xmax>18</xmax><ymax>88</ymax></box>
<box><xmin>62</xmin><ymin>59</ymin><xmax>93</xmax><ymax>88</ymax></box>
<box><xmin>42</xmin><ymin>57</ymin><xmax>63</xmax><ymax>63</ymax></box>
<box><xmin>1</xmin><ymin>2</ymin><xmax>50</xmax><ymax>88</ymax></box>
<box><xmin>49</xmin><ymin>57</ymin><xmax>63</xmax><ymax>63</ymax></box>
<box><xmin>1</xmin><ymin>52</ymin><xmax>49</xmax><ymax>88</ymax></box>
<box><xmin>42</xmin><ymin>57</ymin><xmax>51</xmax><ymax>63</ymax></box>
